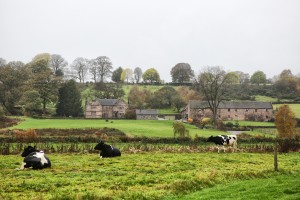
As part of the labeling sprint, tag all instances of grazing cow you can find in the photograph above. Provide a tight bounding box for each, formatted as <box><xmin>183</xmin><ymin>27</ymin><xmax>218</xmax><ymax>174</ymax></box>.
<box><xmin>94</xmin><ymin>141</ymin><xmax>121</xmax><ymax>158</ymax></box>
<box><xmin>20</xmin><ymin>146</ymin><xmax>51</xmax><ymax>169</ymax></box>
<box><xmin>207</xmin><ymin>135</ymin><xmax>237</xmax><ymax>153</ymax></box>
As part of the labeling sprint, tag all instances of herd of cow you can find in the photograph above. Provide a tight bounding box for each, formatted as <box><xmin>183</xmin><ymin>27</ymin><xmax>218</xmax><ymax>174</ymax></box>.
<box><xmin>19</xmin><ymin>135</ymin><xmax>237</xmax><ymax>170</ymax></box>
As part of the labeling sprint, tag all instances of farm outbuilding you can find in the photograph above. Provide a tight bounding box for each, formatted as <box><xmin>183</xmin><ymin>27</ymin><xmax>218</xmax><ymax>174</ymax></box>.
<box><xmin>136</xmin><ymin>109</ymin><xmax>158</xmax><ymax>120</ymax></box>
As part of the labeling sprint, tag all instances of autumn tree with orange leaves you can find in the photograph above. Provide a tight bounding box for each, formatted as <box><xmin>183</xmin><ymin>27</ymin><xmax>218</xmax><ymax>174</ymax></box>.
<box><xmin>275</xmin><ymin>104</ymin><xmax>297</xmax><ymax>138</ymax></box>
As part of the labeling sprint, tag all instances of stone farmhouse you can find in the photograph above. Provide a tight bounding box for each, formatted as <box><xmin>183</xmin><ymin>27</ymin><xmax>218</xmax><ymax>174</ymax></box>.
<box><xmin>182</xmin><ymin>100</ymin><xmax>273</xmax><ymax>122</ymax></box>
<box><xmin>136</xmin><ymin>109</ymin><xmax>158</xmax><ymax>120</ymax></box>
<box><xmin>85</xmin><ymin>99</ymin><xmax>128</xmax><ymax>119</ymax></box>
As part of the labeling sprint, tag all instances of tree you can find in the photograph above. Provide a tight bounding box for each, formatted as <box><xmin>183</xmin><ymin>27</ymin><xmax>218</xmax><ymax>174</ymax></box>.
<box><xmin>19</xmin><ymin>90</ymin><xmax>42</xmax><ymax>116</ymax></box>
<box><xmin>56</xmin><ymin>80</ymin><xmax>83</xmax><ymax>117</ymax></box>
<box><xmin>176</xmin><ymin>86</ymin><xmax>202</xmax><ymax>104</ymax></box>
<box><xmin>275</xmin><ymin>104</ymin><xmax>297</xmax><ymax>138</ymax></box>
<box><xmin>197</xmin><ymin>66</ymin><xmax>229</xmax><ymax>127</ymax></box>
<box><xmin>235</xmin><ymin>71</ymin><xmax>250</xmax><ymax>85</ymax></box>
<box><xmin>173</xmin><ymin>121</ymin><xmax>189</xmax><ymax>138</ymax></box>
<box><xmin>49</xmin><ymin>54</ymin><xmax>68</xmax><ymax>76</ymax></box>
<box><xmin>121</xmin><ymin>68</ymin><xmax>133</xmax><ymax>83</ymax></box>
<box><xmin>112</xmin><ymin>67</ymin><xmax>123</xmax><ymax>83</ymax></box>
<box><xmin>134</xmin><ymin>67</ymin><xmax>143</xmax><ymax>83</ymax></box>
<box><xmin>94</xmin><ymin>56</ymin><xmax>113</xmax><ymax>82</ymax></box>
<box><xmin>274</xmin><ymin>104</ymin><xmax>297</xmax><ymax>171</ymax></box>
<box><xmin>0</xmin><ymin>61</ymin><xmax>28</xmax><ymax>114</ymax></box>
<box><xmin>274</xmin><ymin>69</ymin><xmax>299</xmax><ymax>98</ymax></box>
<box><xmin>150</xmin><ymin>86</ymin><xmax>178</xmax><ymax>108</ymax></box>
<box><xmin>128</xmin><ymin>85</ymin><xmax>151</xmax><ymax>109</ymax></box>
<box><xmin>250</xmin><ymin>71</ymin><xmax>267</xmax><ymax>85</ymax></box>
<box><xmin>170</xmin><ymin>63</ymin><xmax>194</xmax><ymax>83</ymax></box>
<box><xmin>89</xmin><ymin>59</ymin><xmax>98</xmax><ymax>83</ymax></box>
<box><xmin>143</xmin><ymin>68</ymin><xmax>160</xmax><ymax>84</ymax></box>
<box><xmin>70</xmin><ymin>57</ymin><xmax>89</xmax><ymax>83</ymax></box>
<box><xmin>172</xmin><ymin>95</ymin><xmax>185</xmax><ymax>112</ymax></box>
<box><xmin>93</xmin><ymin>82</ymin><xmax>125</xmax><ymax>99</ymax></box>
<box><xmin>29</xmin><ymin>58</ymin><xmax>59</xmax><ymax>114</ymax></box>
<box><xmin>226</xmin><ymin>72</ymin><xmax>240</xmax><ymax>84</ymax></box>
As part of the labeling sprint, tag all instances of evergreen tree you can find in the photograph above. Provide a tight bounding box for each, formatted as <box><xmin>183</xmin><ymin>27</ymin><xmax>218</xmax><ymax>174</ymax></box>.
<box><xmin>56</xmin><ymin>80</ymin><xmax>83</xmax><ymax>117</ymax></box>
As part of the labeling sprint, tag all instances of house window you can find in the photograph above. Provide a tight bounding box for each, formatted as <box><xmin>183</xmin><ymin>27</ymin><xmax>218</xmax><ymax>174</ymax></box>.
<box><xmin>266</xmin><ymin>109</ymin><xmax>268</xmax><ymax>112</ymax></box>
<box><xmin>91</xmin><ymin>111</ymin><xmax>96</xmax><ymax>116</ymax></box>
<box><xmin>255</xmin><ymin>109</ymin><xmax>257</xmax><ymax>112</ymax></box>
<box><xmin>235</xmin><ymin>109</ymin><xmax>237</xmax><ymax>112</ymax></box>
<box><xmin>228</xmin><ymin>109</ymin><xmax>230</xmax><ymax>112</ymax></box>
<box><xmin>246</xmin><ymin>109</ymin><xmax>248</xmax><ymax>112</ymax></box>
<box><xmin>266</xmin><ymin>116</ymin><xmax>269</xmax><ymax>119</ymax></box>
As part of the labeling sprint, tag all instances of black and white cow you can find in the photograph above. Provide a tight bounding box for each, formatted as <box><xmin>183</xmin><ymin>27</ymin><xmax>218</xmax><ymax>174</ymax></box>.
<box><xmin>207</xmin><ymin>135</ymin><xmax>237</xmax><ymax>153</ymax></box>
<box><xmin>20</xmin><ymin>146</ymin><xmax>51</xmax><ymax>169</ymax></box>
<box><xmin>94</xmin><ymin>141</ymin><xmax>121</xmax><ymax>158</ymax></box>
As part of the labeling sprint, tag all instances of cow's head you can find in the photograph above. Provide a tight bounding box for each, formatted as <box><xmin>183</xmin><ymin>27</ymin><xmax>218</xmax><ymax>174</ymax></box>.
<box><xmin>21</xmin><ymin>146</ymin><xmax>37</xmax><ymax>157</ymax></box>
<box><xmin>94</xmin><ymin>141</ymin><xmax>105</xmax><ymax>151</ymax></box>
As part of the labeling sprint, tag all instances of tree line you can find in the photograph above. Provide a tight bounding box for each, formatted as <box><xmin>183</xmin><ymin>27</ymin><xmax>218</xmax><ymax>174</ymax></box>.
<box><xmin>1</xmin><ymin>54</ymin><xmax>300</xmax><ymax>118</ymax></box>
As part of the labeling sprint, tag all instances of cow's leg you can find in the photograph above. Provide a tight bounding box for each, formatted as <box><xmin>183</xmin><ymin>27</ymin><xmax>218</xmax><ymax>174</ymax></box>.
<box><xmin>223</xmin><ymin>146</ymin><xmax>226</xmax><ymax>153</ymax></box>
<box><xmin>18</xmin><ymin>162</ymin><xmax>26</xmax><ymax>170</ymax></box>
<box><xmin>217</xmin><ymin>146</ymin><xmax>220</xmax><ymax>153</ymax></box>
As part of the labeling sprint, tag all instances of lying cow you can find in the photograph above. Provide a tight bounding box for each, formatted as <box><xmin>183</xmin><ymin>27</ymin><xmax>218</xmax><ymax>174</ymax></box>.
<box><xmin>207</xmin><ymin>135</ymin><xmax>237</xmax><ymax>153</ymax></box>
<box><xmin>19</xmin><ymin>146</ymin><xmax>51</xmax><ymax>169</ymax></box>
<box><xmin>94</xmin><ymin>141</ymin><xmax>121</xmax><ymax>158</ymax></box>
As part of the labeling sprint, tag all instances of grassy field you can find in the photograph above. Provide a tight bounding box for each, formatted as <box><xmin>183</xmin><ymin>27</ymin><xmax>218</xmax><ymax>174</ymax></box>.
<box><xmin>1</xmin><ymin>152</ymin><xmax>299</xmax><ymax>200</ymax></box>
<box><xmin>273</xmin><ymin>104</ymin><xmax>300</xmax><ymax>118</ymax></box>
<box><xmin>10</xmin><ymin>118</ymin><xmax>226</xmax><ymax>138</ymax></box>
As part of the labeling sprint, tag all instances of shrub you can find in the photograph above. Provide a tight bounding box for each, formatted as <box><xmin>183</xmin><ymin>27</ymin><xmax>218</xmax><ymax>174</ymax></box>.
<box><xmin>15</xmin><ymin>129</ymin><xmax>37</xmax><ymax>143</ymax></box>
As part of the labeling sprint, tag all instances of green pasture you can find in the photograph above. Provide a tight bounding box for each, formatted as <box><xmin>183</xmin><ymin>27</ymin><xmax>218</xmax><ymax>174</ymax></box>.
<box><xmin>1</xmin><ymin>152</ymin><xmax>299</xmax><ymax>200</ymax></box>
<box><xmin>273</xmin><ymin>104</ymin><xmax>300</xmax><ymax>118</ymax></box>
<box><xmin>10</xmin><ymin>118</ymin><xmax>226</xmax><ymax>138</ymax></box>
<box><xmin>170</xmin><ymin>173</ymin><xmax>300</xmax><ymax>200</ymax></box>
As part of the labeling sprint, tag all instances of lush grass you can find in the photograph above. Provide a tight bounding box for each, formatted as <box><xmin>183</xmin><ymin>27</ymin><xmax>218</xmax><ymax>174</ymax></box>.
<box><xmin>255</xmin><ymin>95</ymin><xmax>278</xmax><ymax>102</ymax></box>
<box><xmin>1</xmin><ymin>152</ymin><xmax>299</xmax><ymax>200</ymax></box>
<box><xmin>225</xmin><ymin>120</ymin><xmax>275</xmax><ymax>127</ymax></box>
<box><xmin>168</xmin><ymin>173</ymin><xmax>300</xmax><ymax>200</ymax></box>
<box><xmin>273</xmin><ymin>104</ymin><xmax>300</xmax><ymax>118</ymax></box>
<box><xmin>9</xmin><ymin>118</ymin><xmax>226</xmax><ymax>138</ymax></box>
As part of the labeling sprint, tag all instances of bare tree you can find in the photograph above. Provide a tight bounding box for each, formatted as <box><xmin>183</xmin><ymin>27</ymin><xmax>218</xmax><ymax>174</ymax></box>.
<box><xmin>49</xmin><ymin>54</ymin><xmax>68</xmax><ymax>76</ymax></box>
<box><xmin>70</xmin><ymin>57</ymin><xmax>89</xmax><ymax>83</ymax></box>
<box><xmin>89</xmin><ymin>59</ymin><xmax>98</xmax><ymax>83</ymax></box>
<box><xmin>197</xmin><ymin>66</ymin><xmax>229</xmax><ymax>127</ymax></box>
<box><xmin>94</xmin><ymin>56</ymin><xmax>113</xmax><ymax>82</ymax></box>
<box><xmin>134</xmin><ymin>67</ymin><xmax>143</xmax><ymax>83</ymax></box>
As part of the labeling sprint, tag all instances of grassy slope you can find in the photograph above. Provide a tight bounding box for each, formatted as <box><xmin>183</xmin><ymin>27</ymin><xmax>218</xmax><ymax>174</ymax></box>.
<box><xmin>1</xmin><ymin>152</ymin><xmax>299</xmax><ymax>200</ymax></box>
<box><xmin>10</xmin><ymin>118</ymin><xmax>226</xmax><ymax>138</ymax></box>
<box><xmin>168</xmin><ymin>173</ymin><xmax>300</xmax><ymax>200</ymax></box>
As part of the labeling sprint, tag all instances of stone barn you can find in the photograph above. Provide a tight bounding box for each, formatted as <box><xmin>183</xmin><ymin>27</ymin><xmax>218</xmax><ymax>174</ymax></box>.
<box><xmin>182</xmin><ymin>100</ymin><xmax>273</xmax><ymax>122</ymax></box>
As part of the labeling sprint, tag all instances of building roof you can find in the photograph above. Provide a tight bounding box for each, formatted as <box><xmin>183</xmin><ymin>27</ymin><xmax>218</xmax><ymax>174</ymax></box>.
<box><xmin>136</xmin><ymin>109</ymin><xmax>158</xmax><ymax>115</ymax></box>
<box><xmin>89</xmin><ymin>99</ymin><xmax>125</xmax><ymax>106</ymax></box>
<box><xmin>189</xmin><ymin>100</ymin><xmax>273</xmax><ymax>109</ymax></box>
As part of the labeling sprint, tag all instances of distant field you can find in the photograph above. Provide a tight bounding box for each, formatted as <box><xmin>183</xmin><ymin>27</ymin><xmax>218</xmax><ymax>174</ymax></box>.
<box><xmin>273</xmin><ymin>104</ymin><xmax>300</xmax><ymax>118</ymax></box>
<box><xmin>9</xmin><ymin>118</ymin><xmax>225</xmax><ymax>138</ymax></box>
<box><xmin>1</xmin><ymin>152</ymin><xmax>299</xmax><ymax>200</ymax></box>
<box><xmin>255</xmin><ymin>95</ymin><xmax>278</xmax><ymax>102</ymax></box>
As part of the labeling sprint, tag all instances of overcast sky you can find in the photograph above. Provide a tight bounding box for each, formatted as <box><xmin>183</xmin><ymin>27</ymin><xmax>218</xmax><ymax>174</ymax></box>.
<box><xmin>1</xmin><ymin>0</ymin><xmax>300</xmax><ymax>82</ymax></box>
